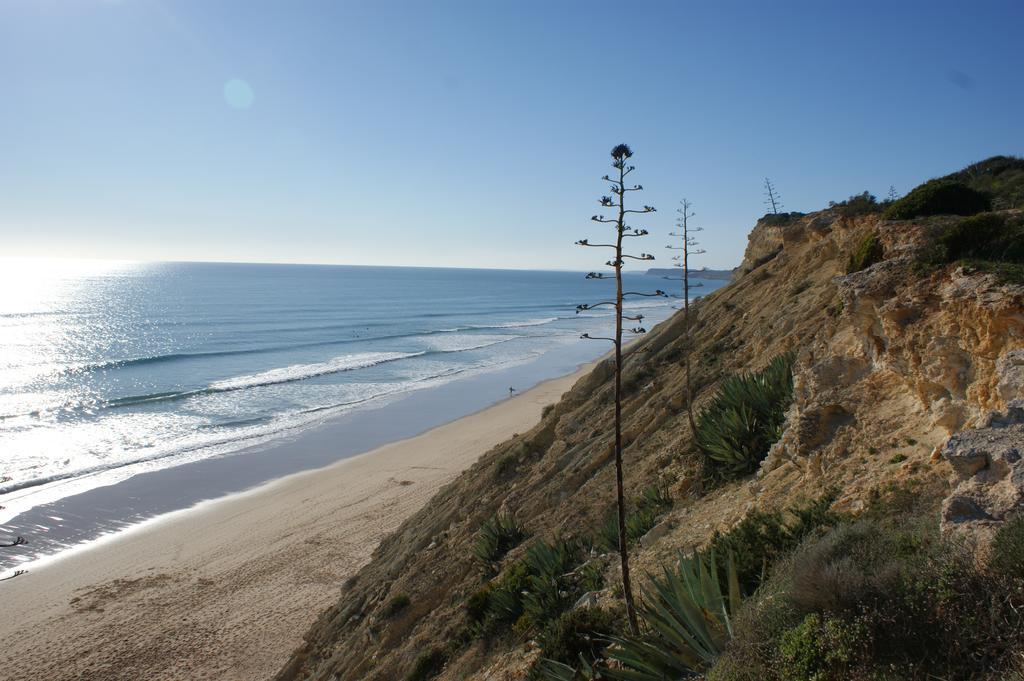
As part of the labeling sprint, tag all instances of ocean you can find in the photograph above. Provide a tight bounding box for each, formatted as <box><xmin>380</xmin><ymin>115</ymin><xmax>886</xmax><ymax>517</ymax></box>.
<box><xmin>0</xmin><ymin>260</ymin><xmax>722</xmax><ymax>570</ymax></box>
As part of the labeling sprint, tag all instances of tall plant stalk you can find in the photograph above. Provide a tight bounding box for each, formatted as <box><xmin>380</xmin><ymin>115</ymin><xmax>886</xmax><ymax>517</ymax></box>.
<box><xmin>576</xmin><ymin>143</ymin><xmax>665</xmax><ymax>634</ymax></box>
<box><xmin>665</xmin><ymin>199</ymin><xmax>705</xmax><ymax>437</ymax></box>
<box><xmin>763</xmin><ymin>177</ymin><xmax>783</xmax><ymax>215</ymax></box>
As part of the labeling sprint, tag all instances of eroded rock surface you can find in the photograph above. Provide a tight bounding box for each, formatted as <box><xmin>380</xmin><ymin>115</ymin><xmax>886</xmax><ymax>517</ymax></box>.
<box><xmin>941</xmin><ymin>404</ymin><xmax>1024</xmax><ymax>546</ymax></box>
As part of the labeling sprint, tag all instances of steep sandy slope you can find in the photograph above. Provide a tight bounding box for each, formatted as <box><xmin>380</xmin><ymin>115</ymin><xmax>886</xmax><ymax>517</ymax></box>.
<box><xmin>276</xmin><ymin>208</ymin><xmax>1023</xmax><ymax>681</ymax></box>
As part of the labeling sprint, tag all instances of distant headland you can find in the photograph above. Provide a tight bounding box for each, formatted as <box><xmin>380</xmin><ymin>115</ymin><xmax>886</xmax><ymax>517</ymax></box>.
<box><xmin>644</xmin><ymin>267</ymin><xmax>734</xmax><ymax>280</ymax></box>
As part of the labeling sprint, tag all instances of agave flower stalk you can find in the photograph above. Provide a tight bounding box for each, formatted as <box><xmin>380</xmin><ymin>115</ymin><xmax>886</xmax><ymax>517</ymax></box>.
<box><xmin>763</xmin><ymin>177</ymin><xmax>784</xmax><ymax>215</ymax></box>
<box><xmin>576</xmin><ymin>143</ymin><xmax>666</xmax><ymax>635</ymax></box>
<box><xmin>665</xmin><ymin>199</ymin><xmax>706</xmax><ymax>437</ymax></box>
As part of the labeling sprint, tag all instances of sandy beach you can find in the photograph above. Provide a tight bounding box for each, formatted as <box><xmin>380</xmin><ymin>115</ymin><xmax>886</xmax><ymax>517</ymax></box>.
<box><xmin>0</xmin><ymin>363</ymin><xmax>592</xmax><ymax>681</ymax></box>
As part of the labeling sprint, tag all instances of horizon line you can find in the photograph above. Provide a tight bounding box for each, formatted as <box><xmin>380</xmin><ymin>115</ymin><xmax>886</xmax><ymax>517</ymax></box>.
<box><xmin>0</xmin><ymin>255</ymin><xmax>737</xmax><ymax>274</ymax></box>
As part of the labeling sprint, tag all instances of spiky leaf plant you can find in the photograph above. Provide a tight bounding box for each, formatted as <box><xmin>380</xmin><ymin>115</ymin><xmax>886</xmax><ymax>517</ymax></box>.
<box><xmin>696</xmin><ymin>352</ymin><xmax>795</xmax><ymax>478</ymax></box>
<box><xmin>471</xmin><ymin>538</ymin><xmax>585</xmax><ymax>638</ymax></box>
<box><xmin>602</xmin><ymin>549</ymin><xmax>741</xmax><ymax>680</ymax></box>
<box><xmin>596</xmin><ymin>487</ymin><xmax>673</xmax><ymax>552</ymax></box>
<box><xmin>533</xmin><ymin>657</ymin><xmax>600</xmax><ymax>681</ymax></box>
<box><xmin>522</xmin><ymin>538</ymin><xmax>584</xmax><ymax>626</ymax></box>
<box><xmin>473</xmin><ymin>513</ymin><xmax>528</xmax><ymax>566</ymax></box>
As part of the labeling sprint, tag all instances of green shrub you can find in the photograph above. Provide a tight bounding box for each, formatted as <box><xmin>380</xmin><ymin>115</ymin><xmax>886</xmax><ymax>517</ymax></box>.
<box><xmin>884</xmin><ymin>179</ymin><xmax>991</xmax><ymax>219</ymax></box>
<box><xmin>486</xmin><ymin>563</ymin><xmax>531</xmax><ymax>624</ymax></box>
<box><xmin>578</xmin><ymin>560</ymin><xmax>605</xmax><ymax>593</ymax></box>
<box><xmin>473</xmin><ymin>513</ymin><xmax>527</xmax><ymax>566</ymax></box>
<box><xmin>918</xmin><ymin>212</ymin><xmax>1024</xmax><ymax>284</ymax></box>
<box><xmin>939</xmin><ymin>211</ymin><xmax>1022</xmax><ymax>260</ymax></box>
<box><xmin>945</xmin><ymin>155</ymin><xmax>1024</xmax><ymax>210</ymax></box>
<box><xmin>708</xmin><ymin>494</ymin><xmax>839</xmax><ymax>595</ymax></box>
<box><xmin>602</xmin><ymin>549</ymin><xmax>740</xmax><ymax>679</ymax></box>
<box><xmin>960</xmin><ymin>259</ymin><xmax>1024</xmax><ymax>285</ymax></box>
<box><xmin>535</xmin><ymin>605</ymin><xmax>623</xmax><ymax>668</ymax></box>
<box><xmin>829</xmin><ymin>191</ymin><xmax>882</xmax><ymax>218</ymax></box>
<box><xmin>845</xmin><ymin>232</ymin><xmax>883</xmax><ymax>273</ymax></box>
<box><xmin>381</xmin><ymin>593</ymin><xmax>410</xmax><ymax>618</ymax></box>
<box><xmin>405</xmin><ymin>646</ymin><xmax>448</xmax><ymax>681</ymax></box>
<box><xmin>989</xmin><ymin>516</ymin><xmax>1024</xmax><ymax>578</ymax></box>
<box><xmin>465</xmin><ymin>584</ymin><xmax>493</xmax><ymax>624</ymax></box>
<box><xmin>714</xmin><ymin>517</ymin><xmax>1024</xmax><ymax>679</ymax></box>
<box><xmin>696</xmin><ymin>353</ymin><xmax>795</xmax><ymax>478</ymax></box>
<box><xmin>785</xmin><ymin>520</ymin><xmax>930</xmax><ymax>617</ymax></box>
<box><xmin>492</xmin><ymin>451</ymin><xmax>521</xmax><ymax>480</ymax></box>
<box><xmin>939</xmin><ymin>212</ymin><xmax>1024</xmax><ymax>262</ymax></box>
<box><xmin>760</xmin><ymin>212</ymin><xmax>805</xmax><ymax>227</ymax></box>
<box><xmin>778</xmin><ymin>613</ymin><xmax>868</xmax><ymax>681</ymax></box>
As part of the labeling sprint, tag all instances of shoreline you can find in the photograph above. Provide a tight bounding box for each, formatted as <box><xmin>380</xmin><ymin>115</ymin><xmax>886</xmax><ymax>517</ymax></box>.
<box><xmin>1</xmin><ymin>338</ymin><xmax>606</xmax><ymax>573</ymax></box>
<box><xmin>0</xmin><ymin>359</ymin><xmax>594</xmax><ymax>681</ymax></box>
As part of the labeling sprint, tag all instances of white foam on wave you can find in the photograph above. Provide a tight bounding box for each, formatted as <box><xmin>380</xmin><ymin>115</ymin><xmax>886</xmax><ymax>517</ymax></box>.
<box><xmin>419</xmin><ymin>333</ymin><xmax>517</xmax><ymax>353</ymax></box>
<box><xmin>208</xmin><ymin>351</ymin><xmax>424</xmax><ymax>392</ymax></box>
<box><xmin>0</xmin><ymin>348</ymin><xmax>544</xmax><ymax>527</ymax></box>
<box><xmin>439</xmin><ymin>317</ymin><xmax>559</xmax><ymax>332</ymax></box>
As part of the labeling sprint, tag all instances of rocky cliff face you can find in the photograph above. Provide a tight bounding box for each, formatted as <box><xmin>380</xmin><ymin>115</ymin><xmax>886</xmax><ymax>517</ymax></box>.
<box><xmin>276</xmin><ymin>209</ymin><xmax>1023</xmax><ymax>681</ymax></box>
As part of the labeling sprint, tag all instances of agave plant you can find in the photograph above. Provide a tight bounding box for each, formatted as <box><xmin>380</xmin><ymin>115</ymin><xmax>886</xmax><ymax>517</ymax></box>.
<box><xmin>696</xmin><ymin>352</ymin><xmax>795</xmax><ymax>477</ymax></box>
<box><xmin>473</xmin><ymin>513</ymin><xmax>528</xmax><ymax>566</ymax></box>
<box><xmin>596</xmin><ymin>488</ymin><xmax>674</xmax><ymax>553</ymax></box>
<box><xmin>472</xmin><ymin>537</ymin><xmax>585</xmax><ymax>638</ymax></box>
<box><xmin>523</xmin><ymin>538</ymin><xmax>584</xmax><ymax>626</ymax></box>
<box><xmin>596</xmin><ymin>511</ymin><xmax>622</xmax><ymax>552</ymax></box>
<box><xmin>602</xmin><ymin>549</ymin><xmax>741</xmax><ymax>680</ymax></box>
<box><xmin>637</xmin><ymin>486</ymin><xmax>672</xmax><ymax>513</ymax></box>
<box><xmin>533</xmin><ymin>657</ymin><xmax>601</xmax><ymax>681</ymax></box>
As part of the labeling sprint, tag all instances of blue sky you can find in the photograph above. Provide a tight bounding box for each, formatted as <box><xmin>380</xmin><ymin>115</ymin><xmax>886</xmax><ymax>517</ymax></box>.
<box><xmin>1</xmin><ymin>1</ymin><xmax>1021</xmax><ymax>270</ymax></box>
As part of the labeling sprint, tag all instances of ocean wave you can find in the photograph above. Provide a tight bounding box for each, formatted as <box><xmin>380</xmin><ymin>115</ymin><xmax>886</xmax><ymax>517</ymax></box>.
<box><xmin>0</xmin><ymin>352</ymin><xmax>535</xmax><ymax>505</ymax></box>
<box><xmin>104</xmin><ymin>351</ymin><xmax>424</xmax><ymax>409</ymax></box>
<box><xmin>59</xmin><ymin>323</ymin><xmax>538</xmax><ymax>376</ymax></box>
<box><xmin>9</xmin><ymin>336</ymin><xmax>518</xmax><ymax>419</ymax></box>
<box><xmin>623</xmin><ymin>299</ymin><xmax>676</xmax><ymax>309</ymax></box>
<box><xmin>440</xmin><ymin>317</ymin><xmax>559</xmax><ymax>332</ymax></box>
<box><xmin>418</xmin><ymin>334</ymin><xmax>516</xmax><ymax>353</ymax></box>
<box><xmin>0</xmin><ymin>390</ymin><xmax>407</xmax><ymax>500</ymax></box>
<box><xmin>209</xmin><ymin>352</ymin><xmax>423</xmax><ymax>391</ymax></box>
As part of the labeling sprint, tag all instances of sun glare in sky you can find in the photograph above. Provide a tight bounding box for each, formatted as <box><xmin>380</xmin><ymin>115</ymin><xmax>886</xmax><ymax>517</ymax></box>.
<box><xmin>223</xmin><ymin>79</ymin><xmax>254</xmax><ymax>110</ymax></box>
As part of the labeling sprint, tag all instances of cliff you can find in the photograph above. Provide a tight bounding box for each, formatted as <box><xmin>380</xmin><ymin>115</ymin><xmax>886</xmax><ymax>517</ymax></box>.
<box><xmin>276</xmin><ymin>169</ymin><xmax>1024</xmax><ymax>680</ymax></box>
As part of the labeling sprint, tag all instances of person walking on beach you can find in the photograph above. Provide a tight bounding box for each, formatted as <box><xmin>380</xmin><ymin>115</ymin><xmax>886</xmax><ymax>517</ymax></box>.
<box><xmin>508</xmin><ymin>386</ymin><xmax>516</xmax><ymax>398</ymax></box>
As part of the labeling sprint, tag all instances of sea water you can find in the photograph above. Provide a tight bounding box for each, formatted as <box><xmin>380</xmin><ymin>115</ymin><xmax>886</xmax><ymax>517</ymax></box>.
<box><xmin>0</xmin><ymin>260</ymin><xmax>720</xmax><ymax>533</ymax></box>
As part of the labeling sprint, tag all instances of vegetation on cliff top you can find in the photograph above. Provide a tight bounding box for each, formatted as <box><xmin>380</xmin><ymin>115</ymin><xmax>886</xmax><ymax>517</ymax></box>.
<box><xmin>829</xmin><ymin>191</ymin><xmax>886</xmax><ymax>218</ymax></box>
<box><xmin>885</xmin><ymin>154</ymin><xmax>1024</xmax><ymax>220</ymax></box>
<box><xmin>917</xmin><ymin>212</ymin><xmax>1024</xmax><ymax>283</ymax></box>
<box><xmin>885</xmin><ymin>179</ymin><xmax>992</xmax><ymax>220</ymax></box>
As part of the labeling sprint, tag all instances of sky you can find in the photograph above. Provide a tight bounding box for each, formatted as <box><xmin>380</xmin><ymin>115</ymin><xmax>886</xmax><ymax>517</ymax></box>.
<box><xmin>1</xmin><ymin>0</ymin><xmax>1022</xmax><ymax>271</ymax></box>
